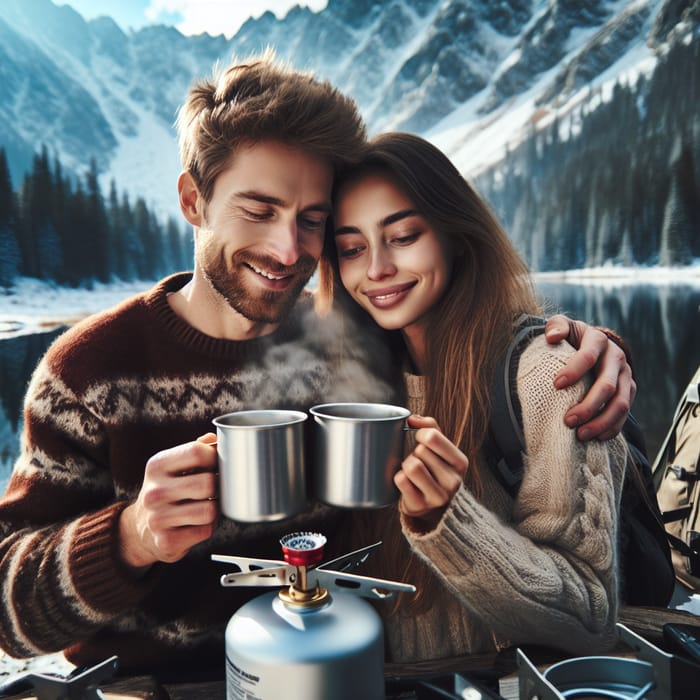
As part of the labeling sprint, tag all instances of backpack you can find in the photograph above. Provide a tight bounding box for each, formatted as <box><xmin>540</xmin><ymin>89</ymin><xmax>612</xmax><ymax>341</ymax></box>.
<box><xmin>653</xmin><ymin>365</ymin><xmax>700</xmax><ymax>592</ymax></box>
<box><xmin>484</xmin><ymin>315</ymin><xmax>675</xmax><ymax>607</ymax></box>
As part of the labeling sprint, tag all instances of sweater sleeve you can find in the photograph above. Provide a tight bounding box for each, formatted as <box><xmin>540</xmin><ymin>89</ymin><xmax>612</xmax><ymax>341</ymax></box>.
<box><xmin>0</xmin><ymin>360</ymin><xmax>158</xmax><ymax>659</ymax></box>
<box><xmin>402</xmin><ymin>336</ymin><xmax>627</xmax><ymax>655</ymax></box>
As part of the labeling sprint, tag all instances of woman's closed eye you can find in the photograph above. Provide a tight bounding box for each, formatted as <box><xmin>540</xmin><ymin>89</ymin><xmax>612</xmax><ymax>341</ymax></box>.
<box><xmin>390</xmin><ymin>232</ymin><xmax>421</xmax><ymax>246</ymax></box>
<box><xmin>337</xmin><ymin>231</ymin><xmax>421</xmax><ymax>259</ymax></box>
<box><xmin>337</xmin><ymin>243</ymin><xmax>366</xmax><ymax>259</ymax></box>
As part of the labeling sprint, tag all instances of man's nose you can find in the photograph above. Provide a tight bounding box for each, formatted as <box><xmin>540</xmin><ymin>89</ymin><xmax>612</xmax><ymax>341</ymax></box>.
<box><xmin>268</xmin><ymin>221</ymin><xmax>301</xmax><ymax>266</ymax></box>
<box><xmin>367</xmin><ymin>247</ymin><xmax>396</xmax><ymax>280</ymax></box>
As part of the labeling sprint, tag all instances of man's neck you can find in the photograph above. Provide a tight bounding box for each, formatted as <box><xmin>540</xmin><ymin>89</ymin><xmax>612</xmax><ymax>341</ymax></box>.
<box><xmin>168</xmin><ymin>273</ymin><xmax>280</xmax><ymax>341</ymax></box>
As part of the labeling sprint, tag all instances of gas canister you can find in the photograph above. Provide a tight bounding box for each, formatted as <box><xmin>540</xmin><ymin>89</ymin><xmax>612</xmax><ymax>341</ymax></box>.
<box><xmin>213</xmin><ymin>532</ymin><xmax>415</xmax><ymax>700</ymax></box>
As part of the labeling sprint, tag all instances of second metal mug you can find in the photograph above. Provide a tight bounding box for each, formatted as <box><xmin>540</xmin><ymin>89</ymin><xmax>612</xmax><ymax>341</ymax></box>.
<box><xmin>309</xmin><ymin>402</ymin><xmax>411</xmax><ymax>508</ymax></box>
<box><xmin>213</xmin><ymin>409</ymin><xmax>308</xmax><ymax>522</ymax></box>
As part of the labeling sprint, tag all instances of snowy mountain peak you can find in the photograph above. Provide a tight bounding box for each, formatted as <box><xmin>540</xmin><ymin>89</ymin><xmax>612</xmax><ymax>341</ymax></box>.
<box><xmin>0</xmin><ymin>0</ymin><xmax>693</xmax><ymax>225</ymax></box>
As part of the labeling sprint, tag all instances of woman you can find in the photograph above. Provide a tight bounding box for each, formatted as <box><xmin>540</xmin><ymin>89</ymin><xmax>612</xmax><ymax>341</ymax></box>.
<box><xmin>317</xmin><ymin>132</ymin><xmax>627</xmax><ymax>661</ymax></box>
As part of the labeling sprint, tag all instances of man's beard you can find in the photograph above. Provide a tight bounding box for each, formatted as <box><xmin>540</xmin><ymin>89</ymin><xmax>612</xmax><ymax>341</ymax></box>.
<box><xmin>204</xmin><ymin>250</ymin><xmax>317</xmax><ymax>323</ymax></box>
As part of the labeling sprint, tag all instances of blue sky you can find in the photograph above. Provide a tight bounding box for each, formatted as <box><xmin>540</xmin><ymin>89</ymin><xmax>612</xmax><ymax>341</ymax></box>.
<box><xmin>59</xmin><ymin>0</ymin><xmax>328</xmax><ymax>38</ymax></box>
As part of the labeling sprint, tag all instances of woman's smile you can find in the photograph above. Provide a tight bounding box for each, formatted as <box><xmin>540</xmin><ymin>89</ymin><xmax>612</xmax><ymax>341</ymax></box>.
<box><xmin>363</xmin><ymin>281</ymin><xmax>417</xmax><ymax>308</ymax></box>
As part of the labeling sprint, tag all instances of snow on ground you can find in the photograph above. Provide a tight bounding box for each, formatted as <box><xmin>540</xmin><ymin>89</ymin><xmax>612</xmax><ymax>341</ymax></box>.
<box><xmin>535</xmin><ymin>263</ymin><xmax>700</xmax><ymax>287</ymax></box>
<box><xmin>0</xmin><ymin>278</ymin><xmax>154</xmax><ymax>339</ymax></box>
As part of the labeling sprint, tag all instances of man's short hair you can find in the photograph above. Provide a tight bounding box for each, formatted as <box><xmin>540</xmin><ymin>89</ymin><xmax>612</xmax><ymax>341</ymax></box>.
<box><xmin>176</xmin><ymin>50</ymin><xmax>367</xmax><ymax>203</ymax></box>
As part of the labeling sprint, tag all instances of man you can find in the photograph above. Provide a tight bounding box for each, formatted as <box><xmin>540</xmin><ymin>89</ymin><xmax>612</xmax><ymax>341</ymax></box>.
<box><xmin>0</xmin><ymin>54</ymin><xmax>634</xmax><ymax>678</ymax></box>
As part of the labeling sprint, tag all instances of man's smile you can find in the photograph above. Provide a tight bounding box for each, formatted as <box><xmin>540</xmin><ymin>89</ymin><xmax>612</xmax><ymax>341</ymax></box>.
<box><xmin>244</xmin><ymin>261</ymin><xmax>293</xmax><ymax>282</ymax></box>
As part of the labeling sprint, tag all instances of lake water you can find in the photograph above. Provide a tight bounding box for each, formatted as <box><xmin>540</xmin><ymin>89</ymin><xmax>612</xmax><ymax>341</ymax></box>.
<box><xmin>1</xmin><ymin>280</ymin><xmax>699</xmax><ymax>490</ymax></box>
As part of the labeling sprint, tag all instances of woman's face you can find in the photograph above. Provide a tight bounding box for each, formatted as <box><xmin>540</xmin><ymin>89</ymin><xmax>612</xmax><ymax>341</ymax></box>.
<box><xmin>333</xmin><ymin>173</ymin><xmax>452</xmax><ymax>333</ymax></box>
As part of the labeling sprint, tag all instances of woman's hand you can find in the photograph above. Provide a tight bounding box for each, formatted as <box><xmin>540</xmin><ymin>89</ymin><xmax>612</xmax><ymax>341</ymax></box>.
<box><xmin>396</xmin><ymin>415</ymin><xmax>469</xmax><ymax>532</ymax></box>
<box><xmin>544</xmin><ymin>315</ymin><xmax>635</xmax><ymax>442</ymax></box>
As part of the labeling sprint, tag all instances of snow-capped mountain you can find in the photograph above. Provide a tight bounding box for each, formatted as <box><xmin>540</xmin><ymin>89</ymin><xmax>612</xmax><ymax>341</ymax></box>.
<box><xmin>0</xmin><ymin>0</ymin><xmax>697</xmax><ymax>267</ymax></box>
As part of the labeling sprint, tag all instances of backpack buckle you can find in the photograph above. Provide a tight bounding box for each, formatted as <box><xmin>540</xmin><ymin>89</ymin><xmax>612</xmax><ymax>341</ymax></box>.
<box><xmin>669</xmin><ymin>464</ymin><xmax>699</xmax><ymax>481</ymax></box>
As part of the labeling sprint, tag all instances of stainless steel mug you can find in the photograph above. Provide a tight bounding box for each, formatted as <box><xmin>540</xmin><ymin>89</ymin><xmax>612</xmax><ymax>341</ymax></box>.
<box><xmin>309</xmin><ymin>402</ymin><xmax>410</xmax><ymax>508</ymax></box>
<box><xmin>213</xmin><ymin>409</ymin><xmax>308</xmax><ymax>522</ymax></box>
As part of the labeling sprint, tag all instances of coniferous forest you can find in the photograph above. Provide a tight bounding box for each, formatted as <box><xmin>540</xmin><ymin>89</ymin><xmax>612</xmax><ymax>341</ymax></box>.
<box><xmin>0</xmin><ymin>145</ymin><xmax>191</xmax><ymax>289</ymax></box>
<box><xmin>476</xmin><ymin>30</ymin><xmax>700</xmax><ymax>272</ymax></box>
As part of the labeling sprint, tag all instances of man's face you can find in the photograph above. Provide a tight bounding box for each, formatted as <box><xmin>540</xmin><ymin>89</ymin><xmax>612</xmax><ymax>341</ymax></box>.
<box><xmin>195</xmin><ymin>141</ymin><xmax>333</xmax><ymax>323</ymax></box>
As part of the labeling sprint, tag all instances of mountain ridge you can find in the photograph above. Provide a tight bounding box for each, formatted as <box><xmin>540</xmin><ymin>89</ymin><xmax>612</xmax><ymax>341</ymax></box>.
<box><xmin>0</xmin><ymin>0</ymin><xmax>696</xmax><ymax>270</ymax></box>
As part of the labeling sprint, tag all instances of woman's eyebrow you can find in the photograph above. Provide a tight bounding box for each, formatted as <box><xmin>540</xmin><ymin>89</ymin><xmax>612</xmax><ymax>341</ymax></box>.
<box><xmin>334</xmin><ymin>224</ymin><xmax>360</xmax><ymax>236</ymax></box>
<box><xmin>382</xmin><ymin>209</ymin><xmax>419</xmax><ymax>226</ymax></box>
<box><xmin>334</xmin><ymin>208</ymin><xmax>419</xmax><ymax>236</ymax></box>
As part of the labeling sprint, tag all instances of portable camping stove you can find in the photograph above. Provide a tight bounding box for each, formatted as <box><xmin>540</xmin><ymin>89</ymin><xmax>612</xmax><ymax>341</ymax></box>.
<box><xmin>212</xmin><ymin>532</ymin><xmax>416</xmax><ymax>700</ymax></box>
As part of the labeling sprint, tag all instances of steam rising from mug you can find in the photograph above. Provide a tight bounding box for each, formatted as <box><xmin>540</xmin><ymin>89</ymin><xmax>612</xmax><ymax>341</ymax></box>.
<box><xmin>241</xmin><ymin>306</ymin><xmax>397</xmax><ymax>410</ymax></box>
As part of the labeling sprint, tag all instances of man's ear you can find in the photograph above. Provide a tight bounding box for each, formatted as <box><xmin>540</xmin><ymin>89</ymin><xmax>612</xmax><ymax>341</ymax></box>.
<box><xmin>178</xmin><ymin>171</ymin><xmax>203</xmax><ymax>226</ymax></box>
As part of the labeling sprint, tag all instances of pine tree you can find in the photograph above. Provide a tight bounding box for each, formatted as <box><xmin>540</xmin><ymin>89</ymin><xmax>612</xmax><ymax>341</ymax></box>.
<box><xmin>660</xmin><ymin>169</ymin><xmax>694</xmax><ymax>266</ymax></box>
<box><xmin>119</xmin><ymin>192</ymin><xmax>144</xmax><ymax>280</ymax></box>
<box><xmin>84</xmin><ymin>158</ymin><xmax>110</xmax><ymax>282</ymax></box>
<box><xmin>33</xmin><ymin>146</ymin><xmax>64</xmax><ymax>280</ymax></box>
<box><xmin>128</xmin><ymin>200</ymin><xmax>168</xmax><ymax>279</ymax></box>
<box><xmin>107</xmin><ymin>179</ymin><xmax>127</xmax><ymax>279</ymax></box>
<box><xmin>17</xmin><ymin>149</ymin><xmax>53</xmax><ymax>279</ymax></box>
<box><xmin>165</xmin><ymin>216</ymin><xmax>191</xmax><ymax>273</ymax></box>
<box><xmin>0</xmin><ymin>149</ymin><xmax>14</xmax><ymax>227</ymax></box>
<box><xmin>65</xmin><ymin>180</ymin><xmax>91</xmax><ymax>284</ymax></box>
<box><xmin>0</xmin><ymin>149</ymin><xmax>21</xmax><ymax>287</ymax></box>
<box><xmin>51</xmin><ymin>156</ymin><xmax>70</xmax><ymax>284</ymax></box>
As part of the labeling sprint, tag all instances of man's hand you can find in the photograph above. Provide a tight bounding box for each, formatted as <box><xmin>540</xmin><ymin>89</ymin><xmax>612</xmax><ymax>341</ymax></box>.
<box><xmin>119</xmin><ymin>434</ymin><xmax>219</xmax><ymax>570</ymax></box>
<box><xmin>396</xmin><ymin>415</ymin><xmax>469</xmax><ymax>531</ymax></box>
<box><xmin>545</xmin><ymin>315</ymin><xmax>635</xmax><ymax>442</ymax></box>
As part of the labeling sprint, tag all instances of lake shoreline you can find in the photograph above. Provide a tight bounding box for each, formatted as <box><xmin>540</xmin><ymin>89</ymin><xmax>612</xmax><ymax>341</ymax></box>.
<box><xmin>535</xmin><ymin>265</ymin><xmax>700</xmax><ymax>286</ymax></box>
<box><xmin>2</xmin><ymin>265</ymin><xmax>700</xmax><ymax>339</ymax></box>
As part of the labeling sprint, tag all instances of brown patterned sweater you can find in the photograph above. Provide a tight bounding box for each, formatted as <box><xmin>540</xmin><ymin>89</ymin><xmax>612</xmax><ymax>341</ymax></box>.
<box><xmin>0</xmin><ymin>273</ymin><xmax>395</xmax><ymax>679</ymax></box>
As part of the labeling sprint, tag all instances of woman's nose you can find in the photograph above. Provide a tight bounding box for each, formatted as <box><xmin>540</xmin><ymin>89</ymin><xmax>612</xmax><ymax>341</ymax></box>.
<box><xmin>366</xmin><ymin>248</ymin><xmax>396</xmax><ymax>280</ymax></box>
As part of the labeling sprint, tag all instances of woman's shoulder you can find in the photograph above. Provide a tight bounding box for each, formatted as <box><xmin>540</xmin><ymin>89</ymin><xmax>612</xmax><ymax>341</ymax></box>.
<box><xmin>517</xmin><ymin>333</ymin><xmax>576</xmax><ymax>379</ymax></box>
<box><xmin>515</xmin><ymin>334</ymin><xmax>586</xmax><ymax>421</ymax></box>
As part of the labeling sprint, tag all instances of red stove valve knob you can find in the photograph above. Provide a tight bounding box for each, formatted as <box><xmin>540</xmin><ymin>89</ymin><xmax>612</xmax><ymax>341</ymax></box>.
<box><xmin>280</xmin><ymin>532</ymin><xmax>327</xmax><ymax>568</ymax></box>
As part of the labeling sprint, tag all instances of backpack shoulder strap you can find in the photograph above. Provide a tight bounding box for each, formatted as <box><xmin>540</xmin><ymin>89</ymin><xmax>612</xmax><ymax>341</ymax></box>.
<box><xmin>652</xmin><ymin>366</ymin><xmax>700</xmax><ymax>487</ymax></box>
<box><xmin>486</xmin><ymin>314</ymin><xmax>547</xmax><ymax>496</ymax></box>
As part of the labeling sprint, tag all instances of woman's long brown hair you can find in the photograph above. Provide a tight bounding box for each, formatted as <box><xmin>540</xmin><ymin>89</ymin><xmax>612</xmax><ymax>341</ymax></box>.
<box><xmin>317</xmin><ymin>132</ymin><xmax>543</xmax><ymax>612</ymax></box>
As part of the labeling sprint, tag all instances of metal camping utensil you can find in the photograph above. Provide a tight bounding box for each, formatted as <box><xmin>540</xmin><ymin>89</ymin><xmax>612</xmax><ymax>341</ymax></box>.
<box><xmin>518</xmin><ymin>623</ymin><xmax>700</xmax><ymax>700</ymax></box>
<box><xmin>0</xmin><ymin>656</ymin><xmax>118</xmax><ymax>700</ymax></box>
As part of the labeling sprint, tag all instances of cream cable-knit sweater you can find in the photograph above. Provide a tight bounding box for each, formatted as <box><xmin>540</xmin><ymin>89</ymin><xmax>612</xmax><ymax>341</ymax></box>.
<box><xmin>381</xmin><ymin>335</ymin><xmax>627</xmax><ymax>661</ymax></box>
